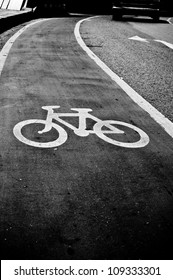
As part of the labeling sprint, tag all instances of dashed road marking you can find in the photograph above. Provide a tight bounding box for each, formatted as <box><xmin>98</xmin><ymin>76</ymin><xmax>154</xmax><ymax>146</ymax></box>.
<box><xmin>129</xmin><ymin>35</ymin><xmax>173</xmax><ymax>50</ymax></box>
<box><xmin>155</xmin><ymin>39</ymin><xmax>173</xmax><ymax>50</ymax></box>
<box><xmin>129</xmin><ymin>36</ymin><xmax>149</xmax><ymax>42</ymax></box>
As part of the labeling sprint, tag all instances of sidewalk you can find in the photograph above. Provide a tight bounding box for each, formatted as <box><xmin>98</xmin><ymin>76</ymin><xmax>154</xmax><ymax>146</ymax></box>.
<box><xmin>0</xmin><ymin>8</ymin><xmax>33</xmax><ymax>32</ymax></box>
<box><xmin>0</xmin><ymin>7</ymin><xmax>32</xmax><ymax>18</ymax></box>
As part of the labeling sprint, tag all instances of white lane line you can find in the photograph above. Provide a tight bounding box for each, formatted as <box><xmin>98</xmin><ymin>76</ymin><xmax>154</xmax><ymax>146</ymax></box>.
<box><xmin>155</xmin><ymin>39</ymin><xmax>173</xmax><ymax>50</ymax></box>
<box><xmin>129</xmin><ymin>36</ymin><xmax>149</xmax><ymax>42</ymax></box>
<box><xmin>167</xmin><ymin>18</ymin><xmax>173</xmax><ymax>25</ymax></box>
<box><xmin>0</xmin><ymin>18</ymin><xmax>52</xmax><ymax>76</ymax></box>
<box><xmin>74</xmin><ymin>16</ymin><xmax>173</xmax><ymax>139</ymax></box>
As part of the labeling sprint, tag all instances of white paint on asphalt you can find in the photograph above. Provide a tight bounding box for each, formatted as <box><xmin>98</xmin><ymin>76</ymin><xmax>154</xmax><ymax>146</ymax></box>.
<box><xmin>167</xmin><ymin>18</ymin><xmax>173</xmax><ymax>25</ymax></box>
<box><xmin>129</xmin><ymin>36</ymin><xmax>149</xmax><ymax>42</ymax></box>
<box><xmin>13</xmin><ymin>106</ymin><xmax>149</xmax><ymax>148</ymax></box>
<box><xmin>154</xmin><ymin>39</ymin><xmax>173</xmax><ymax>50</ymax></box>
<box><xmin>129</xmin><ymin>36</ymin><xmax>173</xmax><ymax>50</ymax></box>
<box><xmin>74</xmin><ymin>16</ymin><xmax>173</xmax><ymax>139</ymax></box>
<box><xmin>0</xmin><ymin>18</ymin><xmax>52</xmax><ymax>76</ymax></box>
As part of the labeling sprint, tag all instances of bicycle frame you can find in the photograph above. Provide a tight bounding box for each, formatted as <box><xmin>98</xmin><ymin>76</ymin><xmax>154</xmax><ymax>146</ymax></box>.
<box><xmin>38</xmin><ymin>106</ymin><xmax>124</xmax><ymax>136</ymax></box>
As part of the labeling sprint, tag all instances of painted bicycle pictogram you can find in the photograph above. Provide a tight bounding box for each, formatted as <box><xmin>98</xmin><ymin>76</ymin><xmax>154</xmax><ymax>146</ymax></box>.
<box><xmin>13</xmin><ymin>106</ymin><xmax>150</xmax><ymax>148</ymax></box>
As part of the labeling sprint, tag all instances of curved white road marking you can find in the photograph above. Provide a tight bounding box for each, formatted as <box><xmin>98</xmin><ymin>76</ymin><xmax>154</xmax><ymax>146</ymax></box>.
<box><xmin>167</xmin><ymin>18</ymin><xmax>173</xmax><ymax>25</ymax></box>
<box><xmin>0</xmin><ymin>18</ymin><xmax>52</xmax><ymax>76</ymax></box>
<box><xmin>74</xmin><ymin>16</ymin><xmax>173</xmax><ymax>139</ymax></box>
<box><xmin>129</xmin><ymin>36</ymin><xmax>173</xmax><ymax>50</ymax></box>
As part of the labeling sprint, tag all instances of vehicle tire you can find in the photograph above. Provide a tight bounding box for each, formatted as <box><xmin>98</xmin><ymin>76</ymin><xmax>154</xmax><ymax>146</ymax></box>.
<box><xmin>13</xmin><ymin>119</ymin><xmax>68</xmax><ymax>148</ymax></box>
<box><xmin>93</xmin><ymin>120</ymin><xmax>149</xmax><ymax>148</ymax></box>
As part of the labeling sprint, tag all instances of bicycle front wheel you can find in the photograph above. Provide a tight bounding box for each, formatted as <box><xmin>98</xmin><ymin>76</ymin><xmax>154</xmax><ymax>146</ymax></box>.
<box><xmin>94</xmin><ymin>120</ymin><xmax>149</xmax><ymax>148</ymax></box>
<box><xmin>13</xmin><ymin>119</ymin><xmax>67</xmax><ymax>148</ymax></box>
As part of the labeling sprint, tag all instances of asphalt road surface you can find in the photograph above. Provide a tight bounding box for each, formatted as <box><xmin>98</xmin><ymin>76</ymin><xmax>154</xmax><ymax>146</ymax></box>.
<box><xmin>80</xmin><ymin>15</ymin><xmax>173</xmax><ymax>122</ymax></box>
<box><xmin>0</xmin><ymin>15</ymin><xmax>173</xmax><ymax>260</ymax></box>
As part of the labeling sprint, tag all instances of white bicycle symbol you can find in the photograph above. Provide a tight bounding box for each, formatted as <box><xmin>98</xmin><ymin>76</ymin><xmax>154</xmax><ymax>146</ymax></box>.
<box><xmin>13</xmin><ymin>106</ymin><xmax>149</xmax><ymax>148</ymax></box>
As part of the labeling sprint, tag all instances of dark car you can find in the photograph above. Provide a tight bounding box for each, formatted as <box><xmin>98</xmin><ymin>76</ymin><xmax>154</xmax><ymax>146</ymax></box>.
<box><xmin>112</xmin><ymin>0</ymin><xmax>161</xmax><ymax>21</ymax></box>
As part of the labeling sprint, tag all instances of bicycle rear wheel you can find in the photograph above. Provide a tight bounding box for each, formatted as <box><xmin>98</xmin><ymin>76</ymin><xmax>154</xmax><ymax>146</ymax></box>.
<box><xmin>13</xmin><ymin>119</ymin><xmax>67</xmax><ymax>148</ymax></box>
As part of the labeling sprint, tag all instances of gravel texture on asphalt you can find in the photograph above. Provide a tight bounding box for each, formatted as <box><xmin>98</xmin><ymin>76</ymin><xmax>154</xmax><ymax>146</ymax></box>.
<box><xmin>0</xmin><ymin>15</ymin><xmax>172</xmax><ymax>123</ymax></box>
<box><xmin>80</xmin><ymin>15</ymin><xmax>173</xmax><ymax>122</ymax></box>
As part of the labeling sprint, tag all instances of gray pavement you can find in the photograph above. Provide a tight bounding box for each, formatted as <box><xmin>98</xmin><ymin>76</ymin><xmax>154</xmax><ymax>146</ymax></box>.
<box><xmin>0</xmin><ymin>17</ymin><xmax>173</xmax><ymax>260</ymax></box>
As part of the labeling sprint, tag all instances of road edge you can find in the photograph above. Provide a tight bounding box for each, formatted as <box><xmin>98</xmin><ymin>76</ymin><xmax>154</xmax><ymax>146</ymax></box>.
<box><xmin>0</xmin><ymin>18</ymin><xmax>52</xmax><ymax>76</ymax></box>
<box><xmin>74</xmin><ymin>16</ymin><xmax>173</xmax><ymax>139</ymax></box>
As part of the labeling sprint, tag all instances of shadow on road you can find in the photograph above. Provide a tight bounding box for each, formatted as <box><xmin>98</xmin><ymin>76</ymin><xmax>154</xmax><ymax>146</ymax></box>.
<box><xmin>112</xmin><ymin>16</ymin><xmax>169</xmax><ymax>24</ymax></box>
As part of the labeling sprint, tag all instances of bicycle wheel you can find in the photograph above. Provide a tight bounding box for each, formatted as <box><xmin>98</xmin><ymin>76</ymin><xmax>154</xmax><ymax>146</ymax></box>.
<box><xmin>94</xmin><ymin>120</ymin><xmax>149</xmax><ymax>148</ymax></box>
<box><xmin>13</xmin><ymin>119</ymin><xmax>67</xmax><ymax>148</ymax></box>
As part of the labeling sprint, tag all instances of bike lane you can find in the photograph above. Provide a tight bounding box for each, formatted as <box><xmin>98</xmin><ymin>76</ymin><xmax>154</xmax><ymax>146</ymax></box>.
<box><xmin>0</xmin><ymin>16</ymin><xmax>173</xmax><ymax>260</ymax></box>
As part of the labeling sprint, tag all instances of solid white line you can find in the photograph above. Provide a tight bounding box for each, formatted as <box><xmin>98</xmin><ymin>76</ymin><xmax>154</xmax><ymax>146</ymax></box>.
<box><xmin>74</xmin><ymin>16</ymin><xmax>173</xmax><ymax>139</ymax></box>
<box><xmin>0</xmin><ymin>18</ymin><xmax>52</xmax><ymax>76</ymax></box>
